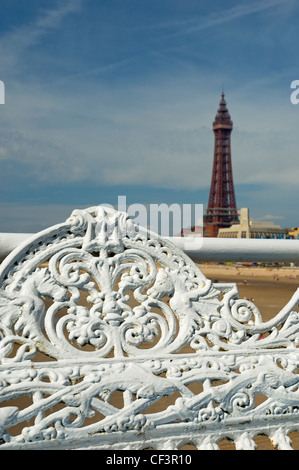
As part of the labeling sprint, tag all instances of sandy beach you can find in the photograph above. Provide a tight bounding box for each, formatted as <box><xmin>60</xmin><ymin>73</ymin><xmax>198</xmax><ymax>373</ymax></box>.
<box><xmin>198</xmin><ymin>263</ymin><xmax>299</xmax><ymax>322</ymax></box>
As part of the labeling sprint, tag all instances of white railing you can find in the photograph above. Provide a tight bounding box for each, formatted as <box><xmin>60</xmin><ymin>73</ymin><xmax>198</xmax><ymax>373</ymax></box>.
<box><xmin>1</xmin><ymin>232</ymin><xmax>299</xmax><ymax>263</ymax></box>
<box><xmin>171</xmin><ymin>237</ymin><xmax>299</xmax><ymax>263</ymax></box>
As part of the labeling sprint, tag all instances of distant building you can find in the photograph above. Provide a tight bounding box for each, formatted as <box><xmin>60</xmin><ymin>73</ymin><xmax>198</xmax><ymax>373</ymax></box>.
<box><xmin>218</xmin><ymin>208</ymin><xmax>289</xmax><ymax>239</ymax></box>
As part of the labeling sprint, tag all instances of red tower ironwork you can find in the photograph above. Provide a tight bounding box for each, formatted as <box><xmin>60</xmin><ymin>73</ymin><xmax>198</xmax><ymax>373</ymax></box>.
<box><xmin>204</xmin><ymin>93</ymin><xmax>239</xmax><ymax>237</ymax></box>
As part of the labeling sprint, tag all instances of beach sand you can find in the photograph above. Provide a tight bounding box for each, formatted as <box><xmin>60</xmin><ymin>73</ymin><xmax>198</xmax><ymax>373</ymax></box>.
<box><xmin>198</xmin><ymin>263</ymin><xmax>299</xmax><ymax>321</ymax></box>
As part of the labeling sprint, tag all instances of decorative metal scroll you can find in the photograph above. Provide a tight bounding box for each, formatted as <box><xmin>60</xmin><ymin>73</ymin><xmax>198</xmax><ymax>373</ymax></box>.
<box><xmin>0</xmin><ymin>206</ymin><xmax>299</xmax><ymax>449</ymax></box>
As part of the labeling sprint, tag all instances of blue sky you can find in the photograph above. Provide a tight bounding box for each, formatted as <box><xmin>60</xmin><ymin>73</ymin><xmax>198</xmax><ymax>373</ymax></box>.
<box><xmin>0</xmin><ymin>0</ymin><xmax>299</xmax><ymax>233</ymax></box>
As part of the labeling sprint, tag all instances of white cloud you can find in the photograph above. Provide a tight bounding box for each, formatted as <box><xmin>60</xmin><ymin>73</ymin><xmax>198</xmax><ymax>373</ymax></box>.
<box><xmin>145</xmin><ymin>0</ymin><xmax>289</xmax><ymax>36</ymax></box>
<box><xmin>0</xmin><ymin>0</ymin><xmax>298</xmax><ymax>232</ymax></box>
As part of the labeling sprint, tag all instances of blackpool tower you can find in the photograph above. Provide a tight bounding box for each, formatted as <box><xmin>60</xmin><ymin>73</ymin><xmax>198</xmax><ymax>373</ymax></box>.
<box><xmin>204</xmin><ymin>93</ymin><xmax>239</xmax><ymax>237</ymax></box>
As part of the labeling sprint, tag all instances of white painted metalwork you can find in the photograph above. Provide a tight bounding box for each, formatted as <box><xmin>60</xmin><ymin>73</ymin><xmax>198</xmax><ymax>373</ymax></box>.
<box><xmin>0</xmin><ymin>206</ymin><xmax>299</xmax><ymax>450</ymax></box>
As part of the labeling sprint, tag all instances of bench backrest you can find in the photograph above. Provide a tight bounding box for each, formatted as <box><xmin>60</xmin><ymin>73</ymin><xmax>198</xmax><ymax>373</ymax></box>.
<box><xmin>0</xmin><ymin>206</ymin><xmax>298</xmax><ymax>450</ymax></box>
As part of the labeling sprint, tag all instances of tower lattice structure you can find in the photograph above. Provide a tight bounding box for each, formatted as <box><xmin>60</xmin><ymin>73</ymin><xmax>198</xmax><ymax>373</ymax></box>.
<box><xmin>204</xmin><ymin>93</ymin><xmax>239</xmax><ymax>237</ymax></box>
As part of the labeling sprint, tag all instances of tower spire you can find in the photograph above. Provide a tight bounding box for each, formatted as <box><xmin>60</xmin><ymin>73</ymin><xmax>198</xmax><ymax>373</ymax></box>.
<box><xmin>204</xmin><ymin>93</ymin><xmax>239</xmax><ymax>237</ymax></box>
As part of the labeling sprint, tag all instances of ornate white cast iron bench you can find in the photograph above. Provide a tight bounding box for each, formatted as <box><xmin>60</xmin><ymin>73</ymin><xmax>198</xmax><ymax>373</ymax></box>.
<box><xmin>0</xmin><ymin>206</ymin><xmax>299</xmax><ymax>450</ymax></box>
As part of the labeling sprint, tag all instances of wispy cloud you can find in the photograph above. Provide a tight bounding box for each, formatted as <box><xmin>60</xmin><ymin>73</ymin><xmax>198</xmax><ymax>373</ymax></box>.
<box><xmin>257</xmin><ymin>214</ymin><xmax>285</xmax><ymax>221</ymax></box>
<box><xmin>147</xmin><ymin>0</ymin><xmax>288</xmax><ymax>36</ymax></box>
<box><xmin>0</xmin><ymin>0</ymin><xmax>298</xmax><ymax>231</ymax></box>
<box><xmin>0</xmin><ymin>0</ymin><xmax>83</xmax><ymax>68</ymax></box>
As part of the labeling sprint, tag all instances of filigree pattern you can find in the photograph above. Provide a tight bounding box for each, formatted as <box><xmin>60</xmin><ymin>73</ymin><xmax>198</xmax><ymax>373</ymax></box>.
<box><xmin>0</xmin><ymin>206</ymin><xmax>298</xmax><ymax>449</ymax></box>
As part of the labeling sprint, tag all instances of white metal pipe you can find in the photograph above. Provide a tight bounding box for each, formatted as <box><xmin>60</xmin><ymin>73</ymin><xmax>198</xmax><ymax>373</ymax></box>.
<box><xmin>170</xmin><ymin>237</ymin><xmax>299</xmax><ymax>263</ymax></box>
<box><xmin>0</xmin><ymin>233</ymin><xmax>299</xmax><ymax>263</ymax></box>
<box><xmin>0</xmin><ymin>233</ymin><xmax>33</xmax><ymax>261</ymax></box>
